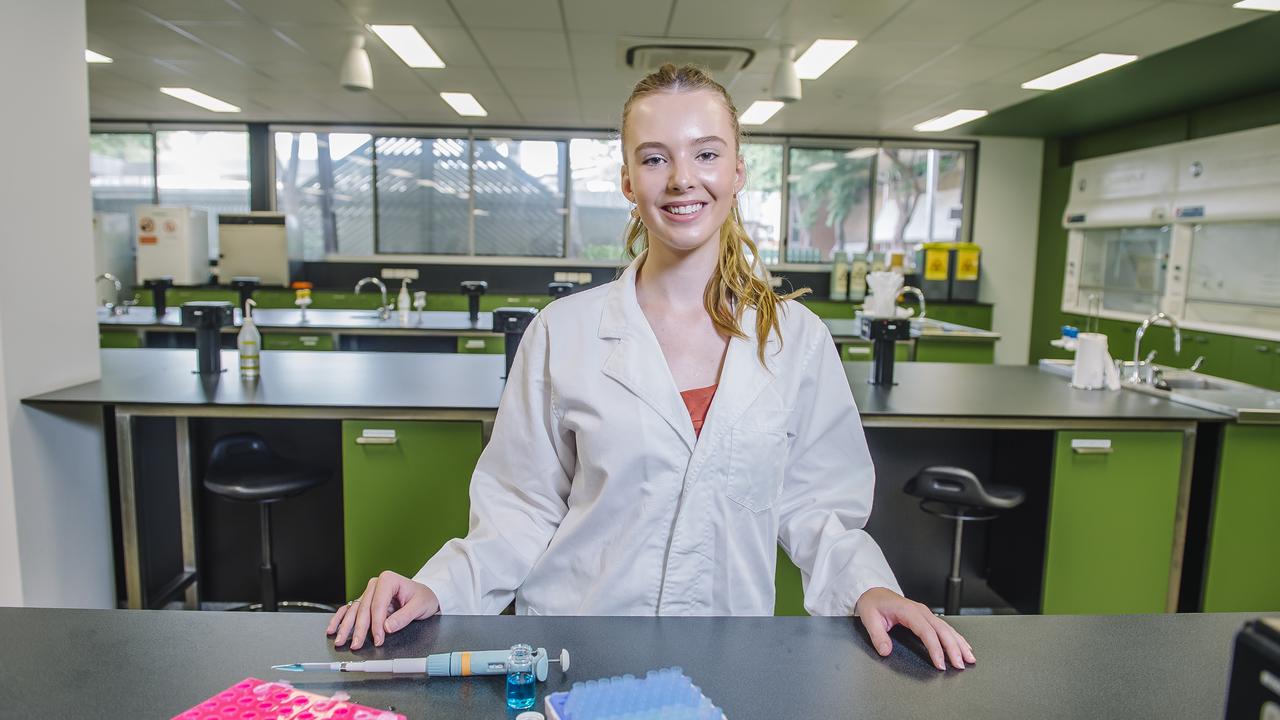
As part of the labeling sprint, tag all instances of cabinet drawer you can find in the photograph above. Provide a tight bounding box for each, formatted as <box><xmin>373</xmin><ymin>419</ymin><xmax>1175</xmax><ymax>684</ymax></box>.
<box><xmin>1043</xmin><ymin>430</ymin><xmax>1183</xmax><ymax>614</ymax></box>
<box><xmin>341</xmin><ymin>421</ymin><xmax>483</xmax><ymax>598</ymax></box>
<box><xmin>1203</xmin><ymin>425</ymin><xmax>1280</xmax><ymax>611</ymax></box>
<box><xmin>262</xmin><ymin>333</ymin><xmax>333</xmax><ymax>351</ymax></box>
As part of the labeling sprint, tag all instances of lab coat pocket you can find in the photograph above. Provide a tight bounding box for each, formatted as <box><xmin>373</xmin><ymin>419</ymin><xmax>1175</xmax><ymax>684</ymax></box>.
<box><xmin>726</xmin><ymin>425</ymin><xmax>789</xmax><ymax>514</ymax></box>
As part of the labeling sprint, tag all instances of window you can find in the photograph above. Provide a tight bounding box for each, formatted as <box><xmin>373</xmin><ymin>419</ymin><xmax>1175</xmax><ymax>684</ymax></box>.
<box><xmin>787</xmin><ymin>146</ymin><xmax>875</xmax><ymax>263</ymax></box>
<box><xmin>155</xmin><ymin>130</ymin><xmax>250</xmax><ymax>254</ymax></box>
<box><xmin>873</xmin><ymin>148</ymin><xmax>967</xmax><ymax>248</ymax></box>
<box><xmin>568</xmin><ymin>138</ymin><xmax>628</xmax><ymax>261</ymax></box>
<box><xmin>274</xmin><ymin>132</ymin><xmax>374</xmax><ymax>259</ymax></box>
<box><xmin>374</xmin><ymin>136</ymin><xmax>471</xmax><ymax>255</ymax></box>
<box><xmin>740</xmin><ymin>143</ymin><xmax>783</xmax><ymax>265</ymax></box>
<box><xmin>474</xmin><ymin>138</ymin><xmax>566</xmax><ymax>257</ymax></box>
<box><xmin>90</xmin><ymin>133</ymin><xmax>154</xmax><ymax>218</ymax></box>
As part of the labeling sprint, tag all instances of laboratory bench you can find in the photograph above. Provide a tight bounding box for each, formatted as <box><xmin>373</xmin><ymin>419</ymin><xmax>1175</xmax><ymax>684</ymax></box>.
<box><xmin>23</xmin><ymin>351</ymin><xmax>1279</xmax><ymax>618</ymax></box>
<box><xmin>0</xmin><ymin>607</ymin><xmax>1265</xmax><ymax>719</ymax></box>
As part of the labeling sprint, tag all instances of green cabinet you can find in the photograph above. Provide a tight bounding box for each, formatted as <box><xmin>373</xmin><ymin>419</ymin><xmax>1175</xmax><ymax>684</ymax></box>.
<box><xmin>838</xmin><ymin>341</ymin><xmax>909</xmax><ymax>363</ymax></box>
<box><xmin>1228</xmin><ymin>337</ymin><xmax>1280</xmax><ymax>391</ymax></box>
<box><xmin>1042</xmin><ymin>430</ymin><xmax>1183</xmax><ymax>614</ymax></box>
<box><xmin>341</xmin><ymin>420</ymin><xmax>483</xmax><ymax>598</ymax></box>
<box><xmin>99</xmin><ymin>329</ymin><xmax>143</xmax><ymax>348</ymax></box>
<box><xmin>914</xmin><ymin>339</ymin><xmax>995</xmax><ymax>364</ymax></box>
<box><xmin>262</xmin><ymin>333</ymin><xmax>334</xmax><ymax>351</ymax></box>
<box><xmin>775</xmin><ymin>547</ymin><xmax>807</xmax><ymax>616</ymax></box>
<box><xmin>1202</xmin><ymin>425</ymin><xmax>1280</xmax><ymax>612</ymax></box>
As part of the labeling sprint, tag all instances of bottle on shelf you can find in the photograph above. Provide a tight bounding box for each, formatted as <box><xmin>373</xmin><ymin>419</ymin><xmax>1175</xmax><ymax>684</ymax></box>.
<box><xmin>849</xmin><ymin>251</ymin><xmax>869</xmax><ymax>303</ymax></box>
<box><xmin>829</xmin><ymin>250</ymin><xmax>850</xmax><ymax>301</ymax></box>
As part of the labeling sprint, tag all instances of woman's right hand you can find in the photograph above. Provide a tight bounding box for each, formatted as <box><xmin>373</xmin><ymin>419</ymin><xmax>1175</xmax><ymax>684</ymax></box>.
<box><xmin>326</xmin><ymin>570</ymin><xmax>440</xmax><ymax>650</ymax></box>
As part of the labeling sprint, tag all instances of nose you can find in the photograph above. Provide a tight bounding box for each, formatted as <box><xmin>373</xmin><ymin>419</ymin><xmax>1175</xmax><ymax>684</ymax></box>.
<box><xmin>667</xmin><ymin>156</ymin><xmax>694</xmax><ymax>193</ymax></box>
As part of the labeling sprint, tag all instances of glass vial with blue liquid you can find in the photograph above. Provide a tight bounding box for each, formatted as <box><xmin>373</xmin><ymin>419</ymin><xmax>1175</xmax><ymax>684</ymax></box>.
<box><xmin>506</xmin><ymin>643</ymin><xmax>536</xmax><ymax>710</ymax></box>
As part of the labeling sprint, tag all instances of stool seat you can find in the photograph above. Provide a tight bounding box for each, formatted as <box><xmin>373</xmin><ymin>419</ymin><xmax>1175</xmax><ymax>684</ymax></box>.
<box><xmin>904</xmin><ymin>465</ymin><xmax>1025</xmax><ymax>511</ymax></box>
<box><xmin>204</xmin><ymin>434</ymin><xmax>324</xmax><ymax>503</ymax></box>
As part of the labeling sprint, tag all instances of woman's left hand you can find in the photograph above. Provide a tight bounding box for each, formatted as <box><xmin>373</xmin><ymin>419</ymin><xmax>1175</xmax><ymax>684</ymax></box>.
<box><xmin>855</xmin><ymin>587</ymin><xmax>976</xmax><ymax>671</ymax></box>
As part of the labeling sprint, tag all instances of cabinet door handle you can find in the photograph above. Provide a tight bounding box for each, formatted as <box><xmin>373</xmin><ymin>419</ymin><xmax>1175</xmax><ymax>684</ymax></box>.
<box><xmin>357</xmin><ymin>429</ymin><xmax>398</xmax><ymax>445</ymax></box>
<box><xmin>464</xmin><ymin>339</ymin><xmax>486</xmax><ymax>349</ymax></box>
<box><xmin>1256</xmin><ymin>345</ymin><xmax>1270</xmax><ymax>353</ymax></box>
<box><xmin>1071</xmin><ymin>438</ymin><xmax>1113</xmax><ymax>455</ymax></box>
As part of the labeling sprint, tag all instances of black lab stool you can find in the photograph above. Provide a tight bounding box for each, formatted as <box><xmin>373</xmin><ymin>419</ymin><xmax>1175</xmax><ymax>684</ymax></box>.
<box><xmin>905</xmin><ymin>466</ymin><xmax>1025</xmax><ymax>615</ymax></box>
<box><xmin>204</xmin><ymin>433</ymin><xmax>333</xmax><ymax>612</ymax></box>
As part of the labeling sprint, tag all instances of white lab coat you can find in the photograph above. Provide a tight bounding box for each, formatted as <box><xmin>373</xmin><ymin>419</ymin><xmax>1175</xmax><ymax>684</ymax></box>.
<box><xmin>414</xmin><ymin>255</ymin><xmax>901</xmax><ymax>616</ymax></box>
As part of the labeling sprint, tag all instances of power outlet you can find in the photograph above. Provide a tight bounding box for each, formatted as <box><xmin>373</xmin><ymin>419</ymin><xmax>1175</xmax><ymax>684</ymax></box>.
<box><xmin>576</xmin><ymin>272</ymin><xmax>593</xmax><ymax>284</ymax></box>
<box><xmin>553</xmin><ymin>271</ymin><xmax>570</xmax><ymax>282</ymax></box>
<box><xmin>381</xmin><ymin>268</ymin><xmax>420</xmax><ymax>280</ymax></box>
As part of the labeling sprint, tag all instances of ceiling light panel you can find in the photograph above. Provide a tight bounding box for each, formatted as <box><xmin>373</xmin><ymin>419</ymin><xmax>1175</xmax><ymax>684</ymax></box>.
<box><xmin>1232</xmin><ymin>0</ymin><xmax>1280</xmax><ymax>9</ymax></box>
<box><xmin>369</xmin><ymin>25</ymin><xmax>445</xmax><ymax>68</ymax></box>
<box><xmin>913</xmin><ymin>109</ymin><xmax>987</xmax><ymax>132</ymax></box>
<box><xmin>440</xmin><ymin>92</ymin><xmax>487</xmax><ymax>116</ymax></box>
<box><xmin>794</xmin><ymin>39</ymin><xmax>857</xmax><ymax>80</ymax></box>
<box><xmin>85</xmin><ymin>49</ymin><xmax>113</xmax><ymax>63</ymax></box>
<box><xmin>739</xmin><ymin>100</ymin><xmax>784</xmax><ymax>125</ymax></box>
<box><xmin>159</xmin><ymin>87</ymin><xmax>241</xmax><ymax>113</ymax></box>
<box><xmin>1021</xmin><ymin>53</ymin><xmax>1138</xmax><ymax>90</ymax></box>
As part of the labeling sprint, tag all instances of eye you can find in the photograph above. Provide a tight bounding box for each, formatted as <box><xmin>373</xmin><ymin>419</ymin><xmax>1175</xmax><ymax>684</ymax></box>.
<box><xmin>697</xmin><ymin>151</ymin><xmax>719</xmax><ymax>161</ymax></box>
<box><xmin>641</xmin><ymin>155</ymin><xmax>666</xmax><ymax>167</ymax></box>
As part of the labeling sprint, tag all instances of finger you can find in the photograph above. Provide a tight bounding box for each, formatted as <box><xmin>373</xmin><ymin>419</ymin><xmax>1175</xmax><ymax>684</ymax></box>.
<box><xmin>927</xmin><ymin>615</ymin><xmax>967</xmax><ymax>670</ymax></box>
<box><xmin>957</xmin><ymin>632</ymin><xmax>976</xmax><ymax>664</ymax></box>
<box><xmin>385</xmin><ymin>589</ymin><xmax>433</xmax><ymax>634</ymax></box>
<box><xmin>369</xmin><ymin>572</ymin><xmax>402</xmax><ymax>647</ymax></box>
<box><xmin>859</xmin><ymin>606</ymin><xmax>893</xmax><ymax>657</ymax></box>
<box><xmin>901</xmin><ymin>608</ymin><xmax>947</xmax><ymax>671</ymax></box>
<box><xmin>334</xmin><ymin>597</ymin><xmax>359</xmax><ymax>647</ymax></box>
<box><xmin>326</xmin><ymin>604</ymin><xmax>349</xmax><ymax>635</ymax></box>
<box><xmin>349</xmin><ymin>579</ymin><xmax>378</xmax><ymax>650</ymax></box>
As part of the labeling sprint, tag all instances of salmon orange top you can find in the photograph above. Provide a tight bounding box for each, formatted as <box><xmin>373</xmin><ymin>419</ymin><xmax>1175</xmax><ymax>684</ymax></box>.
<box><xmin>679</xmin><ymin>383</ymin><xmax>718</xmax><ymax>438</ymax></box>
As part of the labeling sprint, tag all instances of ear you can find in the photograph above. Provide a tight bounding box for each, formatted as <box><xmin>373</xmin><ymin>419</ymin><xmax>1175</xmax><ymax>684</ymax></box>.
<box><xmin>620</xmin><ymin>163</ymin><xmax>636</xmax><ymax>204</ymax></box>
<box><xmin>734</xmin><ymin>153</ymin><xmax>746</xmax><ymax>195</ymax></box>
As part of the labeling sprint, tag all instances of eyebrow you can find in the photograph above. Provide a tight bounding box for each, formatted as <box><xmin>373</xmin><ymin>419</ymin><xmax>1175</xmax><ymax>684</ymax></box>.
<box><xmin>632</xmin><ymin>136</ymin><xmax>729</xmax><ymax>158</ymax></box>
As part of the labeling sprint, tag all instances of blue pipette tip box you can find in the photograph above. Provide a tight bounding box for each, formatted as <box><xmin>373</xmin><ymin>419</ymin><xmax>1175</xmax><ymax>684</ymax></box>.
<box><xmin>544</xmin><ymin>668</ymin><xmax>726</xmax><ymax>720</ymax></box>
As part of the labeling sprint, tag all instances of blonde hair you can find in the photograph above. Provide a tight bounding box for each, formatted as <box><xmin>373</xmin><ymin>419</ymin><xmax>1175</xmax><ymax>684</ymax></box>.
<box><xmin>621</xmin><ymin>64</ymin><xmax>810</xmax><ymax>365</ymax></box>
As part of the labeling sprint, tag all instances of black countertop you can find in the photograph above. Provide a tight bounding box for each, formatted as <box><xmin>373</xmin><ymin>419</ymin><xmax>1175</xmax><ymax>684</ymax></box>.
<box><xmin>25</xmin><ymin>351</ymin><xmax>1226</xmax><ymax>422</ymax></box>
<box><xmin>0</xmin><ymin>608</ymin><xmax>1258</xmax><ymax>719</ymax></box>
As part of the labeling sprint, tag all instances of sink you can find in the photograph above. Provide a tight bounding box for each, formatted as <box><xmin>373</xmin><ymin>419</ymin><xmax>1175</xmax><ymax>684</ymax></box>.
<box><xmin>1156</xmin><ymin>371</ymin><xmax>1246</xmax><ymax>392</ymax></box>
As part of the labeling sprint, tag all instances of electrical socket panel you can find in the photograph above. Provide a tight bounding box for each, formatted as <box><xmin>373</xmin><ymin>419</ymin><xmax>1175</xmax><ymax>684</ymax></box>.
<box><xmin>381</xmin><ymin>268</ymin><xmax>420</xmax><ymax>280</ymax></box>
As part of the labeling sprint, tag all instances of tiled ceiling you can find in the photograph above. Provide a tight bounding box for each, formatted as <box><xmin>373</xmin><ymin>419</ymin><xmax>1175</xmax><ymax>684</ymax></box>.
<box><xmin>84</xmin><ymin>0</ymin><xmax>1269</xmax><ymax>135</ymax></box>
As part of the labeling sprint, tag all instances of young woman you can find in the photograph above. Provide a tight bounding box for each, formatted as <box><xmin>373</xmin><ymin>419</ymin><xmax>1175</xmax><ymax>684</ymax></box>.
<box><xmin>328</xmin><ymin>64</ymin><xmax>974</xmax><ymax>672</ymax></box>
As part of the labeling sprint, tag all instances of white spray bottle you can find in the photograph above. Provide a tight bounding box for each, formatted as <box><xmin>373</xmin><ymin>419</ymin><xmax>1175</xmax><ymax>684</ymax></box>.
<box><xmin>238</xmin><ymin>298</ymin><xmax>261</xmax><ymax>379</ymax></box>
<box><xmin>397</xmin><ymin>278</ymin><xmax>412</xmax><ymax>324</ymax></box>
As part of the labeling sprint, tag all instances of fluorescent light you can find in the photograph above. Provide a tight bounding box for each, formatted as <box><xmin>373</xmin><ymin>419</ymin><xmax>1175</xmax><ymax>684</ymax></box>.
<box><xmin>159</xmin><ymin>87</ymin><xmax>240</xmax><ymax>113</ymax></box>
<box><xmin>1232</xmin><ymin>0</ymin><xmax>1280</xmax><ymax>10</ymax></box>
<box><xmin>369</xmin><ymin>25</ymin><xmax>445</xmax><ymax>68</ymax></box>
<box><xmin>844</xmin><ymin>147</ymin><xmax>878</xmax><ymax>160</ymax></box>
<box><xmin>739</xmin><ymin>100</ymin><xmax>784</xmax><ymax>125</ymax></box>
<box><xmin>85</xmin><ymin>49</ymin><xmax>113</xmax><ymax>63</ymax></box>
<box><xmin>794</xmin><ymin>39</ymin><xmax>857</xmax><ymax>80</ymax></box>
<box><xmin>1021</xmin><ymin>53</ymin><xmax>1139</xmax><ymax>91</ymax></box>
<box><xmin>440</xmin><ymin>92</ymin><xmax>487</xmax><ymax>117</ymax></box>
<box><xmin>913</xmin><ymin>109</ymin><xmax>988</xmax><ymax>132</ymax></box>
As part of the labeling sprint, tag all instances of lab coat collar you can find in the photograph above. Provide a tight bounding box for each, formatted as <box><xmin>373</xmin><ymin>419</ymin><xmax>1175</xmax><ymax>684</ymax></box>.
<box><xmin>599</xmin><ymin>252</ymin><xmax>781</xmax><ymax>455</ymax></box>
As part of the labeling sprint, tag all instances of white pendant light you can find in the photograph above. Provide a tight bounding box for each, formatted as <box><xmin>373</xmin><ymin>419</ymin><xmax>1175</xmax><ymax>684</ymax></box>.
<box><xmin>771</xmin><ymin>44</ymin><xmax>801</xmax><ymax>103</ymax></box>
<box><xmin>340</xmin><ymin>34</ymin><xmax>373</xmax><ymax>92</ymax></box>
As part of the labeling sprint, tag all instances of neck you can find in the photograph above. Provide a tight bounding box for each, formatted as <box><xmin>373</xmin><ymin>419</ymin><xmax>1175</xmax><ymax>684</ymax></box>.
<box><xmin>635</xmin><ymin>236</ymin><xmax>720</xmax><ymax>312</ymax></box>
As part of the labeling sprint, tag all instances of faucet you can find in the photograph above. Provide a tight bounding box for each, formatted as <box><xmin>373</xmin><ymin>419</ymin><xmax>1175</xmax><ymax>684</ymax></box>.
<box><xmin>1130</xmin><ymin>311</ymin><xmax>1182</xmax><ymax>384</ymax></box>
<box><xmin>355</xmin><ymin>277</ymin><xmax>390</xmax><ymax>320</ymax></box>
<box><xmin>95</xmin><ymin>273</ymin><xmax>133</xmax><ymax>316</ymax></box>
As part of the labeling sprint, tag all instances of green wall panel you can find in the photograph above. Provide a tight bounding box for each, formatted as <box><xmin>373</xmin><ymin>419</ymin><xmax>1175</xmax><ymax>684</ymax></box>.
<box><xmin>775</xmin><ymin>547</ymin><xmax>807</xmax><ymax>616</ymax></box>
<box><xmin>1202</xmin><ymin>425</ymin><xmax>1280</xmax><ymax>612</ymax></box>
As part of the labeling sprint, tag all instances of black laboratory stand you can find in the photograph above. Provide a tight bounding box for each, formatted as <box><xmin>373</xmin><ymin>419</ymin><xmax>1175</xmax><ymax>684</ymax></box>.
<box><xmin>861</xmin><ymin>316</ymin><xmax>911</xmax><ymax>386</ymax></box>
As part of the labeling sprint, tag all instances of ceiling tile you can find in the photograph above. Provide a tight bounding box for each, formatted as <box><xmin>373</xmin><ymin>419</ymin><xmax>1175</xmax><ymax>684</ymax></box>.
<box><xmin>868</xmin><ymin>0</ymin><xmax>1040</xmax><ymax>45</ymax></box>
<box><xmin>471</xmin><ymin>29</ymin><xmax>571</xmax><ymax>68</ymax></box>
<box><xmin>451</xmin><ymin>0</ymin><xmax>563</xmax><ymax>31</ymax></box>
<box><xmin>667</xmin><ymin>0</ymin><xmax>794</xmax><ymax>39</ymax></box>
<box><xmin>984</xmin><ymin>49</ymin><xmax>1096</xmax><ymax>86</ymax></box>
<box><xmin>1064</xmin><ymin>2</ymin><xmax>1261</xmax><ymax>56</ymax></box>
<box><xmin>773</xmin><ymin>0</ymin><xmax>914</xmax><ymax>43</ymax></box>
<box><xmin>972</xmin><ymin>0</ymin><xmax>1161</xmax><ymax>50</ymax></box>
<box><xmin>561</xmin><ymin>0</ymin><xmax>671</xmax><ymax>35</ymax></box>
<box><xmin>171</xmin><ymin>22</ymin><xmax>310</xmax><ymax>64</ymax></box>
<box><xmin>892</xmin><ymin>45</ymin><xmax>1042</xmax><ymax>87</ymax></box>
<box><xmin>334</xmin><ymin>0</ymin><xmax>461</xmax><ymax>26</ymax></box>
<box><xmin>233</xmin><ymin>0</ymin><xmax>356</xmax><ymax>24</ymax></box>
<box><xmin>494</xmin><ymin>67</ymin><xmax>578</xmax><ymax>99</ymax></box>
<box><xmin>122</xmin><ymin>0</ymin><xmax>247</xmax><ymax>23</ymax></box>
<box><xmin>511</xmin><ymin>96</ymin><xmax>583</xmax><ymax>124</ymax></box>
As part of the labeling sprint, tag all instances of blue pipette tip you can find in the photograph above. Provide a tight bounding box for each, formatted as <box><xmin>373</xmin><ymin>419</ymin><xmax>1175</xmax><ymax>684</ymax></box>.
<box><xmin>272</xmin><ymin>664</ymin><xmax>304</xmax><ymax>672</ymax></box>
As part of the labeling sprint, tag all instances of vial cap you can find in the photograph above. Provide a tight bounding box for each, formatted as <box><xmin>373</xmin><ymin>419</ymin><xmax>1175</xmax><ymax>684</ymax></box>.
<box><xmin>516</xmin><ymin>712</ymin><xmax>544</xmax><ymax>720</ymax></box>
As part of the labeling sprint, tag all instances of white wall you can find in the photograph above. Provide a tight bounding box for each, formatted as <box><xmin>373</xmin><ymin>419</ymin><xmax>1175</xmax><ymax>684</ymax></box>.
<box><xmin>971</xmin><ymin>137</ymin><xmax>1044</xmax><ymax>365</ymax></box>
<box><xmin>0</xmin><ymin>0</ymin><xmax>113</xmax><ymax>607</ymax></box>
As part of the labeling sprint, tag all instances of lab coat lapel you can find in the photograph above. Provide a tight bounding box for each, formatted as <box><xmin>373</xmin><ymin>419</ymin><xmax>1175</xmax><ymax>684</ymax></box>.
<box><xmin>599</xmin><ymin>256</ymin><xmax>697</xmax><ymax>453</ymax></box>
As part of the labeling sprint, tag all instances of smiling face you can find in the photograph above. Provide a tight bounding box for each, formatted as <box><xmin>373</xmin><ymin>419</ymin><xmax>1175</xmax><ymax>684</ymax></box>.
<box><xmin>620</xmin><ymin>89</ymin><xmax>746</xmax><ymax>257</ymax></box>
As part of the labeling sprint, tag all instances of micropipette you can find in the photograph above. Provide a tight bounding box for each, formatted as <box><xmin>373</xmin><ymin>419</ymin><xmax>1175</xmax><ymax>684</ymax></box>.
<box><xmin>273</xmin><ymin>647</ymin><xmax>569</xmax><ymax>682</ymax></box>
